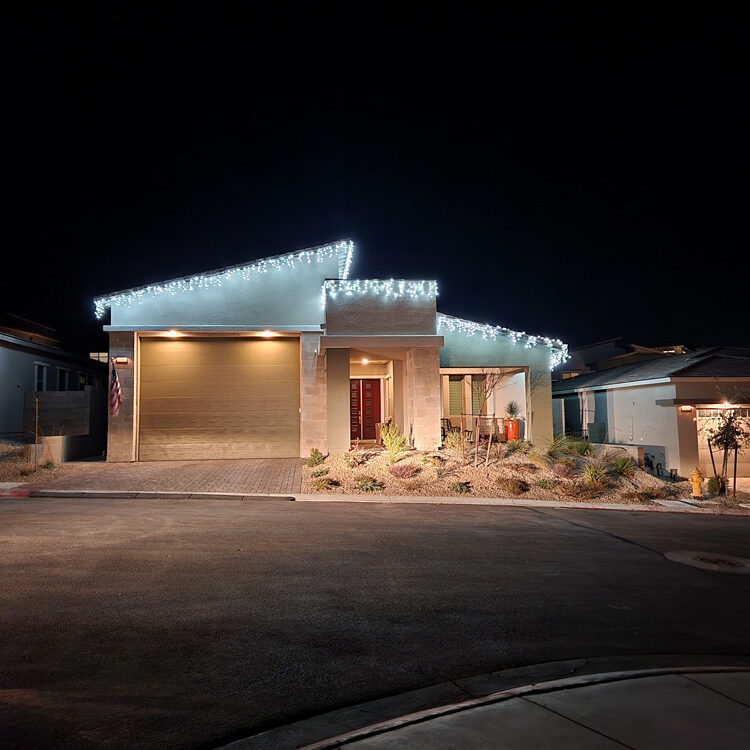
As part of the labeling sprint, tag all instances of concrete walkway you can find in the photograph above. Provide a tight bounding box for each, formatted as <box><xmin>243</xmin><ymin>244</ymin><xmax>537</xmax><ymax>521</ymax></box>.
<box><xmin>24</xmin><ymin>458</ymin><xmax>304</xmax><ymax>495</ymax></box>
<box><xmin>230</xmin><ymin>667</ymin><xmax>750</xmax><ymax>750</ymax></box>
<box><xmin>332</xmin><ymin>669</ymin><xmax>750</xmax><ymax>749</ymax></box>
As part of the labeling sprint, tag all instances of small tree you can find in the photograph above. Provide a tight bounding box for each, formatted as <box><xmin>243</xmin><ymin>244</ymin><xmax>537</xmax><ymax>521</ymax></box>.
<box><xmin>703</xmin><ymin>388</ymin><xmax>750</xmax><ymax>497</ymax></box>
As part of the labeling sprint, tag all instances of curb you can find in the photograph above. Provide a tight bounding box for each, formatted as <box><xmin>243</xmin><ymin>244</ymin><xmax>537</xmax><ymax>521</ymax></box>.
<box><xmin>26</xmin><ymin>490</ymin><xmax>295</xmax><ymax>501</ymax></box>
<box><xmin>16</xmin><ymin>489</ymin><xmax>750</xmax><ymax>514</ymax></box>
<box><xmin>219</xmin><ymin>655</ymin><xmax>750</xmax><ymax>750</ymax></box>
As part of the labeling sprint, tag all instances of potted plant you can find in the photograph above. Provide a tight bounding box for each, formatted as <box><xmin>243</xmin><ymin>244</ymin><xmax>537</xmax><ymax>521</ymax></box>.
<box><xmin>505</xmin><ymin>400</ymin><xmax>521</xmax><ymax>441</ymax></box>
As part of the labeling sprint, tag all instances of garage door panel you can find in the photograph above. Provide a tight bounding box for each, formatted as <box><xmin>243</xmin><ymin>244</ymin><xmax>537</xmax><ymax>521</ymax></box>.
<box><xmin>141</xmin><ymin>340</ymin><xmax>299</xmax><ymax>366</ymax></box>
<box><xmin>138</xmin><ymin>338</ymin><xmax>300</xmax><ymax>460</ymax></box>
<box><xmin>140</xmin><ymin>363</ymin><xmax>300</xmax><ymax>384</ymax></box>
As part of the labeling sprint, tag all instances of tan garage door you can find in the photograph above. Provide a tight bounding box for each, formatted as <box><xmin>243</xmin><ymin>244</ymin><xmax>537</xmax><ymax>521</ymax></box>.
<box><xmin>138</xmin><ymin>337</ymin><xmax>299</xmax><ymax>460</ymax></box>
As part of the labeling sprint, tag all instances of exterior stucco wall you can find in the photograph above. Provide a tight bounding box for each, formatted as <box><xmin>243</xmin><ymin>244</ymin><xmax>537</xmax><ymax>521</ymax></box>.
<box><xmin>325</xmin><ymin>294</ymin><xmax>437</xmax><ymax>335</ymax></box>
<box><xmin>439</xmin><ymin>329</ymin><xmax>555</xmax><ymax>445</ymax></box>
<box><xmin>110</xmin><ymin>257</ymin><xmax>339</xmax><ymax>327</ymax></box>
<box><xmin>107</xmin><ymin>332</ymin><xmax>137</xmax><ymax>462</ymax></box>
<box><xmin>300</xmin><ymin>333</ymin><xmax>327</xmax><ymax>457</ymax></box>
<box><xmin>326</xmin><ymin>348</ymin><xmax>350</xmax><ymax>453</ymax></box>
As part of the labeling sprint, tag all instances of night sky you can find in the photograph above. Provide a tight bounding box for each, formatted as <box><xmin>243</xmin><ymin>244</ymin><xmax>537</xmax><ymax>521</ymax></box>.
<box><xmin>6</xmin><ymin>4</ymin><xmax>747</xmax><ymax>354</ymax></box>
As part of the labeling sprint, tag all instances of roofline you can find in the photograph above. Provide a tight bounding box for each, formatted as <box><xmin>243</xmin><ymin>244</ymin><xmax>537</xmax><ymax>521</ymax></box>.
<box><xmin>93</xmin><ymin>239</ymin><xmax>354</xmax><ymax>303</ymax></box>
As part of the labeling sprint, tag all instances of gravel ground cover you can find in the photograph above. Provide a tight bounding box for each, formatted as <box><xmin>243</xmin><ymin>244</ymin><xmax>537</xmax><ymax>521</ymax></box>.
<box><xmin>0</xmin><ymin>440</ymin><xmax>93</xmax><ymax>486</ymax></box>
<box><xmin>302</xmin><ymin>437</ymin><xmax>749</xmax><ymax>508</ymax></box>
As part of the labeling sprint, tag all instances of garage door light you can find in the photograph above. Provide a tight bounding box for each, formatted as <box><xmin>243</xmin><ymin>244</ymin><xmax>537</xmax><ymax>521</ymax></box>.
<box><xmin>167</xmin><ymin>329</ymin><xmax>180</xmax><ymax>338</ymax></box>
<box><xmin>260</xmin><ymin>330</ymin><xmax>275</xmax><ymax>338</ymax></box>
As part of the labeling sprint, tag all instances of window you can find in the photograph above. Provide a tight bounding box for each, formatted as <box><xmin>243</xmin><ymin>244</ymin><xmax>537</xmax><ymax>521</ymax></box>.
<box><xmin>34</xmin><ymin>363</ymin><xmax>48</xmax><ymax>391</ymax></box>
<box><xmin>448</xmin><ymin>375</ymin><xmax>463</xmax><ymax>415</ymax></box>
<box><xmin>57</xmin><ymin>368</ymin><xmax>70</xmax><ymax>391</ymax></box>
<box><xmin>77</xmin><ymin>372</ymin><xmax>87</xmax><ymax>391</ymax></box>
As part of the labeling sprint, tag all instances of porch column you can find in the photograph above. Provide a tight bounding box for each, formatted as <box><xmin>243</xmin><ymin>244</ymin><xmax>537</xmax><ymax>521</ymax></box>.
<box><xmin>300</xmin><ymin>333</ymin><xmax>327</xmax><ymax>457</ymax></box>
<box><xmin>528</xmin><ymin>363</ymin><xmax>553</xmax><ymax>445</ymax></box>
<box><xmin>405</xmin><ymin>347</ymin><xmax>441</xmax><ymax>451</ymax></box>
<box><xmin>326</xmin><ymin>348</ymin><xmax>350</xmax><ymax>453</ymax></box>
<box><xmin>107</xmin><ymin>331</ymin><xmax>137</xmax><ymax>462</ymax></box>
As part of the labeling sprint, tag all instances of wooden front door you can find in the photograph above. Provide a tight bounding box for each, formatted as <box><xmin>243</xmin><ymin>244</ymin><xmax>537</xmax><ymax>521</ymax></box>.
<box><xmin>350</xmin><ymin>379</ymin><xmax>381</xmax><ymax>440</ymax></box>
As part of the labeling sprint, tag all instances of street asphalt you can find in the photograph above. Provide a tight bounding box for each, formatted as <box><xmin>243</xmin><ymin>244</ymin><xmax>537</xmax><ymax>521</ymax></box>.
<box><xmin>1</xmin><ymin>496</ymin><xmax>749</xmax><ymax>749</ymax></box>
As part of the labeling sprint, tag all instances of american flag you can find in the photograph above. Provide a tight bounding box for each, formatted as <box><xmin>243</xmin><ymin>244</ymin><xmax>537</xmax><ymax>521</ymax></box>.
<box><xmin>109</xmin><ymin>359</ymin><xmax>123</xmax><ymax>416</ymax></box>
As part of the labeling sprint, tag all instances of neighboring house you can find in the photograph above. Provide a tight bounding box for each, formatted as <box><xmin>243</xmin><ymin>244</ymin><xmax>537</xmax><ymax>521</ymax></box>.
<box><xmin>552</xmin><ymin>348</ymin><xmax>750</xmax><ymax>478</ymax></box>
<box><xmin>553</xmin><ymin>337</ymin><xmax>690</xmax><ymax>381</ymax></box>
<box><xmin>93</xmin><ymin>240</ymin><xmax>568</xmax><ymax>462</ymax></box>
<box><xmin>0</xmin><ymin>313</ymin><xmax>108</xmax><ymax>438</ymax></box>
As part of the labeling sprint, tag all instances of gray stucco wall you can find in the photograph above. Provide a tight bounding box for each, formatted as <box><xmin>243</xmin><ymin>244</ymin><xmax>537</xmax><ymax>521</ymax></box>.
<box><xmin>110</xmin><ymin>256</ymin><xmax>340</xmax><ymax>327</ymax></box>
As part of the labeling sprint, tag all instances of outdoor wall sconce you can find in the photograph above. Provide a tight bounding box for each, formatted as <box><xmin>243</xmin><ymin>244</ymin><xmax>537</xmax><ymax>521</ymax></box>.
<box><xmin>114</xmin><ymin>356</ymin><xmax>129</xmax><ymax>364</ymax></box>
<box><xmin>680</xmin><ymin>405</ymin><xmax>693</xmax><ymax>412</ymax></box>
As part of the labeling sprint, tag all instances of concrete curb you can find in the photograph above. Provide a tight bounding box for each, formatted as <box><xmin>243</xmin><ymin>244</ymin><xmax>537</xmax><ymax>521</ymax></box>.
<box><xmin>219</xmin><ymin>655</ymin><xmax>750</xmax><ymax>750</ymax></box>
<box><xmin>17</xmin><ymin>489</ymin><xmax>750</xmax><ymax>514</ymax></box>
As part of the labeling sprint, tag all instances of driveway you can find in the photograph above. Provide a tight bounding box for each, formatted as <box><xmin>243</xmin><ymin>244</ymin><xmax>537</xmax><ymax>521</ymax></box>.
<box><xmin>25</xmin><ymin>458</ymin><xmax>304</xmax><ymax>495</ymax></box>
<box><xmin>1</xmin><ymin>498</ymin><xmax>749</xmax><ymax>749</ymax></box>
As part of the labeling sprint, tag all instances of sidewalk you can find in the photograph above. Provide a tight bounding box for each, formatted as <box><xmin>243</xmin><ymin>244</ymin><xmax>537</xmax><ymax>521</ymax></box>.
<box><xmin>229</xmin><ymin>666</ymin><xmax>750</xmax><ymax>750</ymax></box>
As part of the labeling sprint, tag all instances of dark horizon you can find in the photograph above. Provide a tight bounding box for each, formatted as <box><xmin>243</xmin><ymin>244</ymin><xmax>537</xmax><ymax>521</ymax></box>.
<box><xmin>5</xmin><ymin>4</ymin><xmax>748</xmax><ymax>354</ymax></box>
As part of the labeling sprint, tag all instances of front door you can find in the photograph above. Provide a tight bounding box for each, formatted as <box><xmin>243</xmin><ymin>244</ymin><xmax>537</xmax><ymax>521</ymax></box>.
<box><xmin>350</xmin><ymin>379</ymin><xmax>381</xmax><ymax>440</ymax></box>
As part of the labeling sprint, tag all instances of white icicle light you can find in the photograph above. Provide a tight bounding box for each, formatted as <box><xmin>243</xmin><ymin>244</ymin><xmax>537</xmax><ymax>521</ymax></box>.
<box><xmin>93</xmin><ymin>240</ymin><xmax>354</xmax><ymax>319</ymax></box>
<box><xmin>322</xmin><ymin>279</ymin><xmax>438</xmax><ymax>309</ymax></box>
<box><xmin>437</xmin><ymin>314</ymin><xmax>569</xmax><ymax>369</ymax></box>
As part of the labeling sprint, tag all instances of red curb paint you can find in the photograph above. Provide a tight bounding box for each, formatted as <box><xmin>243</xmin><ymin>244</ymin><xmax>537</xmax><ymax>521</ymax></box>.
<box><xmin>0</xmin><ymin>490</ymin><xmax>31</xmax><ymax>498</ymax></box>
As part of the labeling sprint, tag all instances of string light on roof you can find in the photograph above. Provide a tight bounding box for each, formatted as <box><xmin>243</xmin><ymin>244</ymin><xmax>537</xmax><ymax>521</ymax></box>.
<box><xmin>93</xmin><ymin>240</ymin><xmax>354</xmax><ymax>319</ymax></box>
<box><xmin>322</xmin><ymin>279</ymin><xmax>438</xmax><ymax>309</ymax></box>
<box><xmin>437</xmin><ymin>314</ymin><xmax>569</xmax><ymax>369</ymax></box>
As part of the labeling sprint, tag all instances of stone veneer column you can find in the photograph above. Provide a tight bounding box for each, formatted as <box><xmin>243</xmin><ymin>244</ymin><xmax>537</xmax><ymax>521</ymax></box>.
<box><xmin>405</xmin><ymin>347</ymin><xmax>441</xmax><ymax>451</ymax></box>
<box><xmin>299</xmin><ymin>333</ymin><xmax>327</xmax><ymax>457</ymax></box>
<box><xmin>107</xmin><ymin>331</ymin><xmax>137</xmax><ymax>462</ymax></box>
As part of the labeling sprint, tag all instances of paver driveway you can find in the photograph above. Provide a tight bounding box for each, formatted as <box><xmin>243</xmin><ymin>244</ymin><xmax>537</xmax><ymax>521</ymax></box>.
<box><xmin>28</xmin><ymin>458</ymin><xmax>304</xmax><ymax>494</ymax></box>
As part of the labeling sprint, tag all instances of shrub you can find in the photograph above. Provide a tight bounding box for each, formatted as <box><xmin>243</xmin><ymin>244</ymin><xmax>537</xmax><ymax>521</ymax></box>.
<box><xmin>580</xmin><ymin>462</ymin><xmax>609</xmax><ymax>488</ymax></box>
<box><xmin>310</xmin><ymin>468</ymin><xmax>328</xmax><ymax>478</ymax></box>
<box><xmin>551</xmin><ymin>462</ymin><xmax>576</xmax><ymax>479</ymax></box>
<box><xmin>534</xmin><ymin>478</ymin><xmax>556</xmax><ymax>490</ymax></box>
<box><xmin>443</xmin><ymin>430</ymin><xmax>463</xmax><ymax>451</ymax></box>
<box><xmin>313</xmin><ymin>477</ymin><xmax>340</xmax><ymax>490</ymax></box>
<box><xmin>344</xmin><ymin>452</ymin><xmax>364</xmax><ymax>468</ymax></box>
<box><xmin>306</xmin><ymin>448</ymin><xmax>325</xmax><ymax>467</ymax></box>
<box><xmin>610</xmin><ymin>457</ymin><xmax>636</xmax><ymax>477</ymax></box>
<box><xmin>570</xmin><ymin>440</ymin><xmax>594</xmax><ymax>456</ymax></box>
<box><xmin>496</xmin><ymin>477</ymin><xmax>528</xmax><ymax>495</ymax></box>
<box><xmin>40</xmin><ymin>459</ymin><xmax>55</xmax><ymax>469</ymax></box>
<box><xmin>546</xmin><ymin>434</ymin><xmax>568</xmax><ymax>459</ymax></box>
<box><xmin>421</xmin><ymin>454</ymin><xmax>444</xmax><ymax>467</ymax></box>
<box><xmin>381</xmin><ymin>424</ymin><xmax>408</xmax><ymax>464</ymax></box>
<box><xmin>528</xmin><ymin>450</ymin><xmax>551</xmax><ymax>468</ymax></box>
<box><xmin>706</xmin><ymin>476</ymin><xmax>726</xmax><ymax>495</ymax></box>
<box><xmin>645</xmin><ymin>485</ymin><xmax>678</xmax><ymax>500</ymax></box>
<box><xmin>388</xmin><ymin>463</ymin><xmax>419</xmax><ymax>479</ymax></box>
<box><xmin>448</xmin><ymin>481</ymin><xmax>472</xmax><ymax>494</ymax></box>
<box><xmin>504</xmin><ymin>439</ymin><xmax>529</xmax><ymax>456</ymax></box>
<box><xmin>19</xmin><ymin>465</ymin><xmax>35</xmax><ymax>476</ymax></box>
<box><xmin>354</xmin><ymin>476</ymin><xmax>385</xmax><ymax>493</ymax></box>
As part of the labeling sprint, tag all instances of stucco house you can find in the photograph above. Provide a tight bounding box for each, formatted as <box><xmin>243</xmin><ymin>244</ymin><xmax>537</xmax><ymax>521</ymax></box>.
<box><xmin>94</xmin><ymin>241</ymin><xmax>567</xmax><ymax>462</ymax></box>
<box><xmin>552</xmin><ymin>348</ymin><xmax>750</xmax><ymax>478</ymax></box>
<box><xmin>0</xmin><ymin>313</ymin><xmax>107</xmax><ymax>440</ymax></box>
